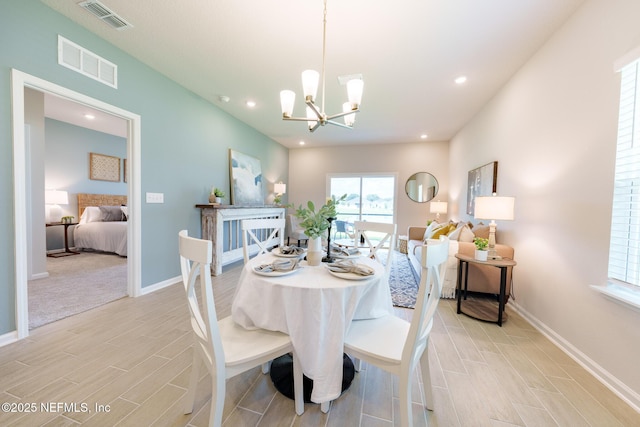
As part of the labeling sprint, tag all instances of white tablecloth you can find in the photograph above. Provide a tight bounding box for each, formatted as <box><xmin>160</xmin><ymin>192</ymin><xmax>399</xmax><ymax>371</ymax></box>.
<box><xmin>231</xmin><ymin>253</ymin><xmax>393</xmax><ymax>403</ymax></box>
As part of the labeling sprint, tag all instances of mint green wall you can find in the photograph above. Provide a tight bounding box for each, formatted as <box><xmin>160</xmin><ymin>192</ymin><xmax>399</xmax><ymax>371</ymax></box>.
<box><xmin>0</xmin><ymin>1</ymin><xmax>288</xmax><ymax>334</ymax></box>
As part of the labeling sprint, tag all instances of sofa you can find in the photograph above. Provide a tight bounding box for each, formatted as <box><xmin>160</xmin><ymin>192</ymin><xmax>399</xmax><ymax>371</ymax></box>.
<box><xmin>407</xmin><ymin>223</ymin><xmax>514</xmax><ymax>300</ymax></box>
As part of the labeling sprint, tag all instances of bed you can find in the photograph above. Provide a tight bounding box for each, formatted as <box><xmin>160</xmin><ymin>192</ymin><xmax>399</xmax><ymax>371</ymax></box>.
<box><xmin>74</xmin><ymin>193</ymin><xmax>128</xmax><ymax>256</ymax></box>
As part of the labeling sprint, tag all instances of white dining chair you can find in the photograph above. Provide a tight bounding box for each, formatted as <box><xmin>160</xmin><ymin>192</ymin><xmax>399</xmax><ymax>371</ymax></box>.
<box><xmin>179</xmin><ymin>230</ymin><xmax>303</xmax><ymax>426</ymax></box>
<box><xmin>241</xmin><ymin>218</ymin><xmax>285</xmax><ymax>263</ymax></box>
<box><xmin>352</xmin><ymin>221</ymin><xmax>397</xmax><ymax>277</ymax></box>
<box><xmin>343</xmin><ymin>236</ymin><xmax>449</xmax><ymax>427</ymax></box>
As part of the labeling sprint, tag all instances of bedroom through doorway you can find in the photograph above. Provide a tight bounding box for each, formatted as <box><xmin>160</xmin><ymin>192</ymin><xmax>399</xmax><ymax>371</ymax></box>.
<box><xmin>12</xmin><ymin>69</ymin><xmax>142</xmax><ymax>339</ymax></box>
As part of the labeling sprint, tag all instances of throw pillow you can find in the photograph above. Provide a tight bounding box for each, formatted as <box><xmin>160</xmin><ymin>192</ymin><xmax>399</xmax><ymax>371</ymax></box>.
<box><xmin>472</xmin><ymin>224</ymin><xmax>490</xmax><ymax>240</ymax></box>
<box><xmin>422</xmin><ymin>220</ymin><xmax>439</xmax><ymax>241</ymax></box>
<box><xmin>431</xmin><ymin>223</ymin><xmax>454</xmax><ymax>239</ymax></box>
<box><xmin>99</xmin><ymin>205</ymin><xmax>125</xmax><ymax>221</ymax></box>
<box><xmin>458</xmin><ymin>225</ymin><xmax>476</xmax><ymax>242</ymax></box>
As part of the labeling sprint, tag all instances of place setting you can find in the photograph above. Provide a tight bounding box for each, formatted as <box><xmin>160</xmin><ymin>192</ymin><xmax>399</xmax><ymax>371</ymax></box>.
<box><xmin>272</xmin><ymin>245</ymin><xmax>307</xmax><ymax>258</ymax></box>
<box><xmin>328</xmin><ymin>244</ymin><xmax>362</xmax><ymax>259</ymax></box>
<box><xmin>253</xmin><ymin>258</ymin><xmax>303</xmax><ymax>277</ymax></box>
<box><xmin>325</xmin><ymin>259</ymin><xmax>375</xmax><ymax>281</ymax></box>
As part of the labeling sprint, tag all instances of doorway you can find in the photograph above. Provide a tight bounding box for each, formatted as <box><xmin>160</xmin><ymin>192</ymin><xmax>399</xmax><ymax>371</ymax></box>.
<box><xmin>11</xmin><ymin>69</ymin><xmax>142</xmax><ymax>340</ymax></box>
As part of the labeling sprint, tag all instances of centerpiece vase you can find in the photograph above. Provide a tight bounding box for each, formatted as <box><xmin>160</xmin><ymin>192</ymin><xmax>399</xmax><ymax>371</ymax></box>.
<box><xmin>307</xmin><ymin>237</ymin><xmax>323</xmax><ymax>266</ymax></box>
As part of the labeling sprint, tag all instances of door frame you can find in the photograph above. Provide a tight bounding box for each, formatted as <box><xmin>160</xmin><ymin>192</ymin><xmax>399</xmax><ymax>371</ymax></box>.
<box><xmin>11</xmin><ymin>68</ymin><xmax>142</xmax><ymax>339</ymax></box>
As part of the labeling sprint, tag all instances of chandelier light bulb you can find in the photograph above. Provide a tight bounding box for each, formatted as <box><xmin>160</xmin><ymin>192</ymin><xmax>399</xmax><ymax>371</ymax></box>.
<box><xmin>347</xmin><ymin>78</ymin><xmax>364</xmax><ymax>109</ymax></box>
<box><xmin>343</xmin><ymin>102</ymin><xmax>355</xmax><ymax>126</ymax></box>
<box><xmin>302</xmin><ymin>70</ymin><xmax>320</xmax><ymax>102</ymax></box>
<box><xmin>280</xmin><ymin>90</ymin><xmax>296</xmax><ymax>118</ymax></box>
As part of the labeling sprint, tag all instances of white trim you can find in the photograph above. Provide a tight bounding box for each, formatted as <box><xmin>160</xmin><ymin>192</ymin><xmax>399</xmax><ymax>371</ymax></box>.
<box><xmin>614</xmin><ymin>45</ymin><xmax>640</xmax><ymax>72</ymax></box>
<box><xmin>509</xmin><ymin>301</ymin><xmax>640</xmax><ymax>413</ymax></box>
<box><xmin>591</xmin><ymin>282</ymin><xmax>640</xmax><ymax>313</ymax></box>
<box><xmin>10</xmin><ymin>68</ymin><xmax>142</xmax><ymax>338</ymax></box>
<box><xmin>139</xmin><ymin>276</ymin><xmax>181</xmax><ymax>296</ymax></box>
<box><xmin>0</xmin><ymin>331</ymin><xmax>19</xmax><ymax>348</ymax></box>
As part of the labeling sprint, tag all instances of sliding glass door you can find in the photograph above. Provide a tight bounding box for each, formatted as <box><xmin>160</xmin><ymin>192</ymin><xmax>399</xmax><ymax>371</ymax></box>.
<box><xmin>328</xmin><ymin>174</ymin><xmax>396</xmax><ymax>225</ymax></box>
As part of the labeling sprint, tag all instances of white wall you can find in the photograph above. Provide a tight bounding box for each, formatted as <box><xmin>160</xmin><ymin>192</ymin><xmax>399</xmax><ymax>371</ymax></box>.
<box><xmin>288</xmin><ymin>141</ymin><xmax>450</xmax><ymax>235</ymax></box>
<box><xmin>449</xmin><ymin>0</ymin><xmax>640</xmax><ymax>408</ymax></box>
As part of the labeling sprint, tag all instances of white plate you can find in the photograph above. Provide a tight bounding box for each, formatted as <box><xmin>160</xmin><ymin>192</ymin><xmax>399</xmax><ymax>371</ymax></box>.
<box><xmin>272</xmin><ymin>248</ymin><xmax>306</xmax><ymax>258</ymax></box>
<box><xmin>253</xmin><ymin>267</ymin><xmax>302</xmax><ymax>277</ymax></box>
<box><xmin>327</xmin><ymin>269</ymin><xmax>374</xmax><ymax>281</ymax></box>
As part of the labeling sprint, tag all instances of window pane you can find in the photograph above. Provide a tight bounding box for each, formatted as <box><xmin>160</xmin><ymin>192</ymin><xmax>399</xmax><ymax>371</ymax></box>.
<box><xmin>361</xmin><ymin>177</ymin><xmax>394</xmax><ymax>224</ymax></box>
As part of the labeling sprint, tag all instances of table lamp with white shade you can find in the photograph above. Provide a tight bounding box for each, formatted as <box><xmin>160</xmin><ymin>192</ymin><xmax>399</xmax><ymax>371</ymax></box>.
<box><xmin>45</xmin><ymin>189</ymin><xmax>69</xmax><ymax>223</ymax></box>
<box><xmin>274</xmin><ymin>182</ymin><xmax>286</xmax><ymax>205</ymax></box>
<box><xmin>473</xmin><ymin>194</ymin><xmax>515</xmax><ymax>260</ymax></box>
<box><xmin>430</xmin><ymin>200</ymin><xmax>448</xmax><ymax>221</ymax></box>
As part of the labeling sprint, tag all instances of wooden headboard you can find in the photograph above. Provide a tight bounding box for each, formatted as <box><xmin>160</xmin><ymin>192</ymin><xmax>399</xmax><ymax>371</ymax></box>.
<box><xmin>77</xmin><ymin>193</ymin><xmax>128</xmax><ymax>219</ymax></box>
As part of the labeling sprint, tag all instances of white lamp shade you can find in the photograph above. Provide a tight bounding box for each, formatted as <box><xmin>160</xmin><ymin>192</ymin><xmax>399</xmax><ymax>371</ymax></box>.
<box><xmin>347</xmin><ymin>78</ymin><xmax>364</xmax><ymax>108</ymax></box>
<box><xmin>306</xmin><ymin>106</ymin><xmax>318</xmax><ymax>130</ymax></box>
<box><xmin>430</xmin><ymin>201</ymin><xmax>448</xmax><ymax>214</ymax></box>
<box><xmin>474</xmin><ymin>196</ymin><xmax>515</xmax><ymax>220</ymax></box>
<box><xmin>45</xmin><ymin>190</ymin><xmax>69</xmax><ymax>205</ymax></box>
<box><xmin>301</xmin><ymin>69</ymin><xmax>319</xmax><ymax>101</ymax></box>
<box><xmin>274</xmin><ymin>182</ymin><xmax>286</xmax><ymax>195</ymax></box>
<box><xmin>342</xmin><ymin>102</ymin><xmax>355</xmax><ymax>126</ymax></box>
<box><xmin>280</xmin><ymin>90</ymin><xmax>295</xmax><ymax>117</ymax></box>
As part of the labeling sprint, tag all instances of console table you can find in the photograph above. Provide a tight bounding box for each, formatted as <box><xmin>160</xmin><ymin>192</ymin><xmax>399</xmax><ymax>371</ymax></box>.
<box><xmin>455</xmin><ymin>253</ymin><xmax>516</xmax><ymax>326</ymax></box>
<box><xmin>195</xmin><ymin>205</ymin><xmax>285</xmax><ymax>275</ymax></box>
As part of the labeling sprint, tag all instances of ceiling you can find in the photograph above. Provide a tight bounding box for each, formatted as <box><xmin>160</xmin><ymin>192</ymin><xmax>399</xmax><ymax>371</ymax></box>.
<box><xmin>41</xmin><ymin>0</ymin><xmax>584</xmax><ymax>148</ymax></box>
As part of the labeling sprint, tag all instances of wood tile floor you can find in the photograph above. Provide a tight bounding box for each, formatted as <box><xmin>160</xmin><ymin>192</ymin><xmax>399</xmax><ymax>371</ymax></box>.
<box><xmin>1</xmin><ymin>261</ymin><xmax>639</xmax><ymax>426</ymax></box>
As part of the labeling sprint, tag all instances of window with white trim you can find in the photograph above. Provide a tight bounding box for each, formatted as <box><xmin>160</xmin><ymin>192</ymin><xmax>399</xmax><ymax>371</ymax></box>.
<box><xmin>608</xmin><ymin>59</ymin><xmax>640</xmax><ymax>287</ymax></box>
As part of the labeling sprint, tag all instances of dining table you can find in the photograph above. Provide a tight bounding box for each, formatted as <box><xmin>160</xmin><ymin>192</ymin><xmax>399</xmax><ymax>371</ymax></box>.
<box><xmin>231</xmin><ymin>250</ymin><xmax>393</xmax><ymax>405</ymax></box>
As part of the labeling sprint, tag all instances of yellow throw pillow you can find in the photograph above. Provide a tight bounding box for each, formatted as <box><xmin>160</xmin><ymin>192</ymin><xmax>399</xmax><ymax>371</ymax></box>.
<box><xmin>432</xmin><ymin>223</ymin><xmax>455</xmax><ymax>239</ymax></box>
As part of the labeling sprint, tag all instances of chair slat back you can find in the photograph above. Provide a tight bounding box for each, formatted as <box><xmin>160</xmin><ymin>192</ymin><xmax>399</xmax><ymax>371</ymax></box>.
<box><xmin>403</xmin><ymin>236</ymin><xmax>449</xmax><ymax>364</ymax></box>
<box><xmin>353</xmin><ymin>221</ymin><xmax>397</xmax><ymax>276</ymax></box>
<box><xmin>241</xmin><ymin>218</ymin><xmax>285</xmax><ymax>263</ymax></box>
<box><xmin>179</xmin><ymin>230</ymin><xmax>225</xmax><ymax>374</ymax></box>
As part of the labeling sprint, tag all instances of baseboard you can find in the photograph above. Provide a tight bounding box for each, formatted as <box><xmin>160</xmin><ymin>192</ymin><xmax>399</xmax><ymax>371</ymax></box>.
<box><xmin>0</xmin><ymin>330</ymin><xmax>19</xmax><ymax>348</ymax></box>
<box><xmin>509</xmin><ymin>301</ymin><xmax>640</xmax><ymax>413</ymax></box>
<box><xmin>139</xmin><ymin>275</ymin><xmax>181</xmax><ymax>296</ymax></box>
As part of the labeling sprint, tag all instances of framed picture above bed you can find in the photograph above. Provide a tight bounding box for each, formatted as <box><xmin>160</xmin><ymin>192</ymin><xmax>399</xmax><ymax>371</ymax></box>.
<box><xmin>89</xmin><ymin>152</ymin><xmax>121</xmax><ymax>182</ymax></box>
<box><xmin>229</xmin><ymin>149</ymin><xmax>264</xmax><ymax>206</ymax></box>
<box><xmin>467</xmin><ymin>161</ymin><xmax>498</xmax><ymax>215</ymax></box>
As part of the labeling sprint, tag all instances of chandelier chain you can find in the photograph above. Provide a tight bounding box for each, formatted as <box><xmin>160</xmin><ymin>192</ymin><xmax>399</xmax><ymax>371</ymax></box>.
<box><xmin>321</xmin><ymin>0</ymin><xmax>327</xmax><ymax>115</ymax></box>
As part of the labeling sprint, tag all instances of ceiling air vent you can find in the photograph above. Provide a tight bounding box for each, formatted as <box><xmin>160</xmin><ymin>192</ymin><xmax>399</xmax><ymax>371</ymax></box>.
<box><xmin>58</xmin><ymin>35</ymin><xmax>118</xmax><ymax>88</ymax></box>
<box><xmin>78</xmin><ymin>0</ymin><xmax>133</xmax><ymax>30</ymax></box>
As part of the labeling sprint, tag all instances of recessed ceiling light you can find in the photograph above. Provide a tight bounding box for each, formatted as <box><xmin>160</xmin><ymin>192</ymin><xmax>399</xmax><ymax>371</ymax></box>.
<box><xmin>84</xmin><ymin>114</ymin><xmax>95</xmax><ymax>120</ymax></box>
<box><xmin>455</xmin><ymin>76</ymin><xmax>467</xmax><ymax>85</ymax></box>
<box><xmin>218</xmin><ymin>95</ymin><xmax>230</xmax><ymax>103</ymax></box>
<box><xmin>246</xmin><ymin>100</ymin><xmax>256</xmax><ymax>108</ymax></box>
<box><xmin>299</xmin><ymin>141</ymin><xmax>305</xmax><ymax>145</ymax></box>
<box><xmin>420</xmin><ymin>134</ymin><xmax>428</xmax><ymax>139</ymax></box>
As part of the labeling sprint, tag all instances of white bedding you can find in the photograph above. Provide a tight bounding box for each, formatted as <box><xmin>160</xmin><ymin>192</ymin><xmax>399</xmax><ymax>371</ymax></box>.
<box><xmin>74</xmin><ymin>222</ymin><xmax>127</xmax><ymax>256</ymax></box>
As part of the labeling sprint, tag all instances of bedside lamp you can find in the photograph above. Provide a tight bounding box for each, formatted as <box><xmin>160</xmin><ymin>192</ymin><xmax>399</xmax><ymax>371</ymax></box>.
<box><xmin>274</xmin><ymin>182</ymin><xmax>286</xmax><ymax>205</ymax></box>
<box><xmin>45</xmin><ymin>190</ymin><xmax>69</xmax><ymax>223</ymax></box>
<box><xmin>430</xmin><ymin>200</ymin><xmax>448</xmax><ymax>221</ymax></box>
<box><xmin>474</xmin><ymin>194</ymin><xmax>515</xmax><ymax>260</ymax></box>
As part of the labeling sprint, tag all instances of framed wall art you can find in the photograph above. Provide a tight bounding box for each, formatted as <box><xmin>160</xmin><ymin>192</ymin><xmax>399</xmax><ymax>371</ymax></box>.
<box><xmin>89</xmin><ymin>152</ymin><xmax>120</xmax><ymax>182</ymax></box>
<box><xmin>229</xmin><ymin>149</ymin><xmax>264</xmax><ymax>206</ymax></box>
<box><xmin>467</xmin><ymin>161</ymin><xmax>498</xmax><ymax>215</ymax></box>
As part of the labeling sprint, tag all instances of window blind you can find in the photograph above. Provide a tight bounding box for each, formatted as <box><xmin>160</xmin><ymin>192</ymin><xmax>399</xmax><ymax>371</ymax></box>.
<box><xmin>608</xmin><ymin>61</ymin><xmax>640</xmax><ymax>286</ymax></box>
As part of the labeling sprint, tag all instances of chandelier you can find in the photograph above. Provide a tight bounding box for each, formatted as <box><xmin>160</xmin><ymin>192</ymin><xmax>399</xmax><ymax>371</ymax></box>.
<box><xmin>279</xmin><ymin>0</ymin><xmax>364</xmax><ymax>132</ymax></box>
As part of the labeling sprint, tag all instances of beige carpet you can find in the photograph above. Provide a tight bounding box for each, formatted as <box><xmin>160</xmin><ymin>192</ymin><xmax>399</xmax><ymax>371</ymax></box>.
<box><xmin>28</xmin><ymin>252</ymin><xmax>128</xmax><ymax>329</ymax></box>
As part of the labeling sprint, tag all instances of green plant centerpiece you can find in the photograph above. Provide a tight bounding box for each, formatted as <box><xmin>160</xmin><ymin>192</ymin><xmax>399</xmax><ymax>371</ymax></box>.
<box><xmin>288</xmin><ymin>194</ymin><xmax>346</xmax><ymax>265</ymax></box>
<box><xmin>290</xmin><ymin>194</ymin><xmax>346</xmax><ymax>239</ymax></box>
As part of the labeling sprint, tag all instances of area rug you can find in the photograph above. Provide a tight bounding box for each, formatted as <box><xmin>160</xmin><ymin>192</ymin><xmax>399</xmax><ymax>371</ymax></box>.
<box><xmin>28</xmin><ymin>252</ymin><xmax>128</xmax><ymax>329</ymax></box>
<box><xmin>388</xmin><ymin>249</ymin><xmax>419</xmax><ymax>309</ymax></box>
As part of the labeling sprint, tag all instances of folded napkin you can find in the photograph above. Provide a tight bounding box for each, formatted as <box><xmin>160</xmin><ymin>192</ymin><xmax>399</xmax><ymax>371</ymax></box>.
<box><xmin>254</xmin><ymin>259</ymin><xmax>300</xmax><ymax>273</ymax></box>
<box><xmin>326</xmin><ymin>259</ymin><xmax>374</xmax><ymax>276</ymax></box>
<box><xmin>329</xmin><ymin>245</ymin><xmax>361</xmax><ymax>257</ymax></box>
<box><xmin>278</xmin><ymin>245</ymin><xmax>306</xmax><ymax>255</ymax></box>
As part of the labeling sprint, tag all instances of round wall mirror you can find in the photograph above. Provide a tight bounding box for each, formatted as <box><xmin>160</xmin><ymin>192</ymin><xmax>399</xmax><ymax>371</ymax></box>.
<box><xmin>405</xmin><ymin>172</ymin><xmax>439</xmax><ymax>203</ymax></box>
